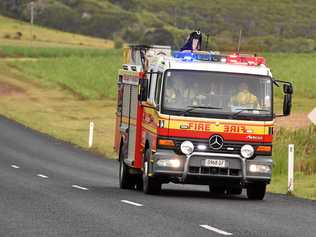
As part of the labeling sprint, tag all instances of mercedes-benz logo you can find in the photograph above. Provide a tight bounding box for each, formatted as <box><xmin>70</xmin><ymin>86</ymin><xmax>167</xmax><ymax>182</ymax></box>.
<box><xmin>209</xmin><ymin>135</ymin><xmax>224</xmax><ymax>150</ymax></box>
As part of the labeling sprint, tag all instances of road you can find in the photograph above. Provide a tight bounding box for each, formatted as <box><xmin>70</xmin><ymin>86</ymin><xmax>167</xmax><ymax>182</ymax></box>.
<box><xmin>0</xmin><ymin>116</ymin><xmax>315</xmax><ymax>237</ymax></box>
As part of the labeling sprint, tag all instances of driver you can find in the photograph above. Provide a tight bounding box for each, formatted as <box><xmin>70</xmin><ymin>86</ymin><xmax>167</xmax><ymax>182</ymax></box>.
<box><xmin>231</xmin><ymin>82</ymin><xmax>259</xmax><ymax>108</ymax></box>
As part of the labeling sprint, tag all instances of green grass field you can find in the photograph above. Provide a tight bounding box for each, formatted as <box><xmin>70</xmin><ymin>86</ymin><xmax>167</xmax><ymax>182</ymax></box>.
<box><xmin>10</xmin><ymin>50</ymin><xmax>121</xmax><ymax>99</ymax></box>
<box><xmin>0</xmin><ymin>45</ymin><xmax>119</xmax><ymax>58</ymax></box>
<box><xmin>0</xmin><ymin>15</ymin><xmax>113</xmax><ymax>48</ymax></box>
<box><xmin>264</xmin><ymin>53</ymin><xmax>316</xmax><ymax>99</ymax></box>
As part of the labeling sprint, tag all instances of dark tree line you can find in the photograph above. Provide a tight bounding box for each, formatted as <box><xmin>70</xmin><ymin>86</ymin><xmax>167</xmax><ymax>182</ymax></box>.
<box><xmin>1</xmin><ymin>0</ymin><xmax>316</xmax><ymax>52</ymax></box>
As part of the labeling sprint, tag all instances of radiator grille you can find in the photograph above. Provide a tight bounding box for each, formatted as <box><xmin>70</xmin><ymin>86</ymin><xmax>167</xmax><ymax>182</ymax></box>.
<box><xmin>187</xmin><ymin>155</ymin><xmax>242</xmax><ymax>177</ymax></box>
<box><xmin>188</xmin><ymin>166</ymin><xmax>240</xmax><ymax>176</ymax></box>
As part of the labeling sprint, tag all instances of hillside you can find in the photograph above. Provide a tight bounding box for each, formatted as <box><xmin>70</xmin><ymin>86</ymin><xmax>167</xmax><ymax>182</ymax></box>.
<box><xmin>0</xmin><ymin>14</ymin><xmax>113</xmax><ymax>48</ymax></box>
<box><xmin>1</xmin><ymin>0</ymin><xmax>316</xmax><ymax>52</ymax></box>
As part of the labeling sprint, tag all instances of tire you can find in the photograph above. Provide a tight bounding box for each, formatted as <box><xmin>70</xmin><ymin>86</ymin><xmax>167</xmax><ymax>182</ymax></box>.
<box><xmin>209</xmin><ymin>185</ymin><xmax>226</xmax><ymax>195</ymax></box>
<box><xmin>246</xmin><ymin>183</ymin><xmax>266</xmax><ymax>200</ymax></box>
<box><xmin>143</xmin><ymin>149</ymin><xmax>161</xmax><ymax>195</ymax></box>
<box><xmin>119</xmin><ymin>146</ymin><xmax>135</xmax><ymax>190</ymax></box>
<box><xmin>227</xmin><ymin>187</ymin><xmax>242</xmax><ymax>195</ymax></box>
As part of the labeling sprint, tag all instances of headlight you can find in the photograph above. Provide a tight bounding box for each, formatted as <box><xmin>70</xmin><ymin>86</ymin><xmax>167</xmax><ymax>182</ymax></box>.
<box><xmin>249</xmin><ymin>164</ymin><xmax>271</xmax><ymax>173</ymax></box>
<box><xmin>240</xmin><ymin>144</ymin><xmax>254</xmax><ymax>158</ymax></box>
<box><xmin>157</xmin><ymin>159</ymin><xmax>181</xmax><ymax>168</ymax></box>
<box><xmin>180</xmin><ymin>141</ymin><xmax>194</xmax><ymax>155</ymax></box>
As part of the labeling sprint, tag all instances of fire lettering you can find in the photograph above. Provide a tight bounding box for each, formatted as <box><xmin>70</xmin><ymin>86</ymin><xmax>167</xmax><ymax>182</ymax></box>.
<box><xmin>224</xmin><ymin>125</ymin><xmax>246</xmax><ymax>133</ymax></box>
<box><xmin>188</xmin><ymin>122</ymin><xmax>211</xmax><ymax>132</ymax></box>
<box><xmin>188</xmin><ymin>122</ymin><xmax>194</xmax><ymax>130</ymax></box>
<box><xmin>205</xmin><ymin>123</ymin><xmax>210</xmax><ymax>131</ymax></box>
<box><xmin>198</xmin><ymin>123</ymin><xmax>204</xmax><ymax>131</ymax></box>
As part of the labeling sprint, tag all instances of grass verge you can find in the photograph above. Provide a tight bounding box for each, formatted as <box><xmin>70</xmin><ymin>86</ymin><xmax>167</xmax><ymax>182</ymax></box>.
<box><xmin>268</xmin><ymin>126</ymin><xmax>316</xmax><ymax>200</ymax></box>
<box><xmin>0</xmin><ymin>61</ymin><xmax>116</xmax><ymax>157</ymax></box>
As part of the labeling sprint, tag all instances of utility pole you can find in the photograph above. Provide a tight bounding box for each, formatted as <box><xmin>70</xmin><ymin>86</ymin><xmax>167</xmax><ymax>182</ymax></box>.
<box><xmin>237</xmin><ymin>29</ymin><xmax>242</xmax><ymax>54</ymax></box>
<box><xmin>205</xmin><ymin>33</ymin><xmax>210</xmax><ymax>51</ymax></box>
<box><xmin>30</xmin><ymin>1</ymin><xmax>34</xmax><ymax>25</ymax></box>
<box><xmin>29</xmin><ymin>1</ymin><xmax>35</xmax><ymax>45</ymax></box>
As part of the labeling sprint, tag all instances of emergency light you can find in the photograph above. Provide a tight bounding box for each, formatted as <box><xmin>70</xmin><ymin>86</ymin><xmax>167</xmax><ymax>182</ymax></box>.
<box><xmin>172</xmin><ymin>51</ymin><xmax>213</xmax><ymax>61</ymax></box>
<box><xmin>226</xmin><ymin>54</ymin><xmax>266</xmax><ymax>66</ymax></box>
<box><xmin>173</xmin><ymin>51</ymin><xmax>265</xmax><ymax>66</ymax></box>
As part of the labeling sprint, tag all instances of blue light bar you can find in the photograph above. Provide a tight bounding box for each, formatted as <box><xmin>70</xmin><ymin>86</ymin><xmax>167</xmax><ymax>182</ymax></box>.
<box><xmin>172</xmin><ymin>51</ymin><xmax>213</xmax><ymax>61</ymax></box>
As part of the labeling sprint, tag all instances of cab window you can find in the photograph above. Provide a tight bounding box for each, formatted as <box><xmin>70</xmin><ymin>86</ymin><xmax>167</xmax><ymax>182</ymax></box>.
<box><xmin>155</xmin><ymin>73</ymin><xmax>162</xmax><ymax>104</ymax></box>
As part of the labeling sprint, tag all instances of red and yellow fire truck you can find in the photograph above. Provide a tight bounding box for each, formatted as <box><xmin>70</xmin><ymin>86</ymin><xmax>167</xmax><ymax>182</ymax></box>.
<box><xmin>114</xmin><ymin>45</ymin><xmax>293</xmax><ymax>200</ymax></box>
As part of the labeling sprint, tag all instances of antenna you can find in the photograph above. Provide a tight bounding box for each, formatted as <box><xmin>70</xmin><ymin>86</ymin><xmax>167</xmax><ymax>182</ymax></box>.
<box><xmin>237</xmin><ymin>29</ymin><xmax>242</xmax><ymax>54</ymax></box>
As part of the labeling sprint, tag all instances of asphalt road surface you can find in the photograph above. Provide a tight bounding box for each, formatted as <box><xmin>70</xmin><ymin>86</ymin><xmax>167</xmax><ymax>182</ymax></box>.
<box><xmin>1</xmin><ymin>116</ymin><xmax>315</xmax><ymax>237</ymax></box>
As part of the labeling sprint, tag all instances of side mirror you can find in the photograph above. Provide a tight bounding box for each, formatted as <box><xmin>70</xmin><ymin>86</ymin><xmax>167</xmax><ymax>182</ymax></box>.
<box><xmin>283</xmin><ymin>84</ymin><xmax>293</xmax><ymax>94</ymax></box>
<box><xmin>283</xmin><ymin>94</ymin><xmax>292</xmax><ymax>116</ymax></box>
<box><xmin>274</xmin><ymin>80</ymin><xmax>293</xmax><ymax>117</ymax></box>
<box><xmin>139</xmin><ymin>78</ymin><xmax>148</xmax><ymax>102</ymax></box>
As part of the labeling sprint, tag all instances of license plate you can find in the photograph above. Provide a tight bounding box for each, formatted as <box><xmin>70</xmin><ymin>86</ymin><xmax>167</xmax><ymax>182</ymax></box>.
<box><xmin>204</xmin><ymin>159</ymin><xmax>227</xmax><ymax>168</ymax></box>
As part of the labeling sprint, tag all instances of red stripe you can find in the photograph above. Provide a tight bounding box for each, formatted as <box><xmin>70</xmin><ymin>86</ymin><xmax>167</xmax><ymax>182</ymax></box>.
<box><xmin>159</xmin><ymin>128</ymin><xmax>272</xmax><ymax>143</ymax></box>
<box><xmin>134</xmin><ymin>104</ymin><xmax>143</xmax><ymax>169</ymax></box>
<box><xmin>157</xmin><ymin>127</ymin><xmax>168</xmax><ymax>136</ymax></box>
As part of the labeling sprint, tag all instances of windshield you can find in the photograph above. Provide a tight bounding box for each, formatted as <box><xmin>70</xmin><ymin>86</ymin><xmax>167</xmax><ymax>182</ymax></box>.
<box><xmin>161</xmin><ymin>70</ymin><xmax>272</xmax><ymax>120</ymax></box>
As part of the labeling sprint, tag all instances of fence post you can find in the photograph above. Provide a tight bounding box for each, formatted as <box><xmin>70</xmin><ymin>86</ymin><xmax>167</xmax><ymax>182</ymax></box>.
<box><xmin>288</xmin><ymin>144</ymin><xmax>294</xmax><ymax>193</ymax></box>
<box><xmin>89</xmin><ymin>121</ymin><xmax>94</xmax><ymax>148</ymax></box>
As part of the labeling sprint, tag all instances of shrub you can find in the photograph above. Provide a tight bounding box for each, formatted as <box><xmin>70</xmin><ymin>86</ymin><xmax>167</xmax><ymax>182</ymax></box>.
<box><xmin>3</xmin><ymin>33</ymin><xmax>11</xmax><ymax>39</ymax></box>
<box><xmin>14</xmin><ymin>31</ymin><xmax>22</xmax><ymax>40</ymax></box>
<box><xmin>143</xmin><ymin>27</ymin><xmax>175</xmax><ymax>46</ymax></box>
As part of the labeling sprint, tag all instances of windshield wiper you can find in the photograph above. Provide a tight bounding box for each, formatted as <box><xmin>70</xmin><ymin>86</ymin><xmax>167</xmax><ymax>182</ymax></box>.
<box><xmin>231</xmin><ymin>108</ymin><xmax>269</xmax><ymax>119</ymax></box>
<box><xmin>180</xmin><ymin>105</ymin><xmax>223</xmax><ymax>116</ymax></box>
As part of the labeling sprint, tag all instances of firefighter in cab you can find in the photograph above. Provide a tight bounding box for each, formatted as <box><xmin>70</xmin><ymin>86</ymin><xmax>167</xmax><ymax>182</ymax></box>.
<box><xmin>165</xmin><ymin>79</ymin><xmax>185</xmax><ymax>107</ymax></box>
<box><xmin>231</xmin><ymin>82</ymin><xmax>259</xmax><ymax>108</ymax></box>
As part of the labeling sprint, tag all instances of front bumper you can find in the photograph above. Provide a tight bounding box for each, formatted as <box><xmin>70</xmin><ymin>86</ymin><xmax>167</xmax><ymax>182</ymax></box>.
<box><xmin>151</xmin><ymin>149</ymin><xmax>272</xmax><ymax>185</ymax></box>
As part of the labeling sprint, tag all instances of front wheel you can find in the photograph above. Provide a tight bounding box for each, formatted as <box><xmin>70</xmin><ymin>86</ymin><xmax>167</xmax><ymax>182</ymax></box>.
<box><xmin>143</xmin><ymin>150</ymin><xmax>161</xmax><ymax>195</ymax></box>
<box><xmin>246</xmin><ymin>183</ymin><xmax>266</xmax><ymax>200</ymax></box>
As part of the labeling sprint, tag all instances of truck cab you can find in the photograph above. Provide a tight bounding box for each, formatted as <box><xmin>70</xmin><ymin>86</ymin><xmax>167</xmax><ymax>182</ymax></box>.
<box><xmin>115</xmin><ymin>45</ymin><xmax>293</xmax><ymax>200</ymax></box>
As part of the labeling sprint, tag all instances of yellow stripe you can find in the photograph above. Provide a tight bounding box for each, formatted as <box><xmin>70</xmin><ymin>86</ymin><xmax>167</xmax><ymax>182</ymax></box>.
<box><xmin>168</xmin><ymin>120</ymin><xmax>267</xmax><ymax>134</ymax></box>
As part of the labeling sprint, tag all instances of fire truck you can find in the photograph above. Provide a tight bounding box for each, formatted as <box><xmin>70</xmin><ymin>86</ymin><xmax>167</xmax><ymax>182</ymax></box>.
<box><xmin>114</xmin><ymin>45</ymin><xmax>293</xmax><ymax>200</ymax></box>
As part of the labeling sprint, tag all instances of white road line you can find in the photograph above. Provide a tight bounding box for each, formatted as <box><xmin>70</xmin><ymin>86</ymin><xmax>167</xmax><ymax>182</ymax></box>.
<box><xmin>121</xmin><ymin>200</ymin><xmax>144</xmax><ymax>207</ymax></box>
<box><xmin>11</xmin><ymin>165</ymin><xmax>20</xmax><ymax>169</ymax></box>
<box><xmin>72</xmin><ymin>185</ymin><xmax>88</xmax><ymax>191</ymax></box>
<box><xmin>200</xmin><ymin>225</ymin><xmax>233</xmax><ymax>236</ymax></box>
<box><xmin>37</xmin><ymin>174</ymin><xmax>48</xmax><ymax>179</ymax></box>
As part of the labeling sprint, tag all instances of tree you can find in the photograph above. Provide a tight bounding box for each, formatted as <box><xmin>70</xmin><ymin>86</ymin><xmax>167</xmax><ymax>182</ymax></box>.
<box><xmin>143</xmin><ymin>27</ymin><xmax>175</xmax><ymax>46</ymax></box>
